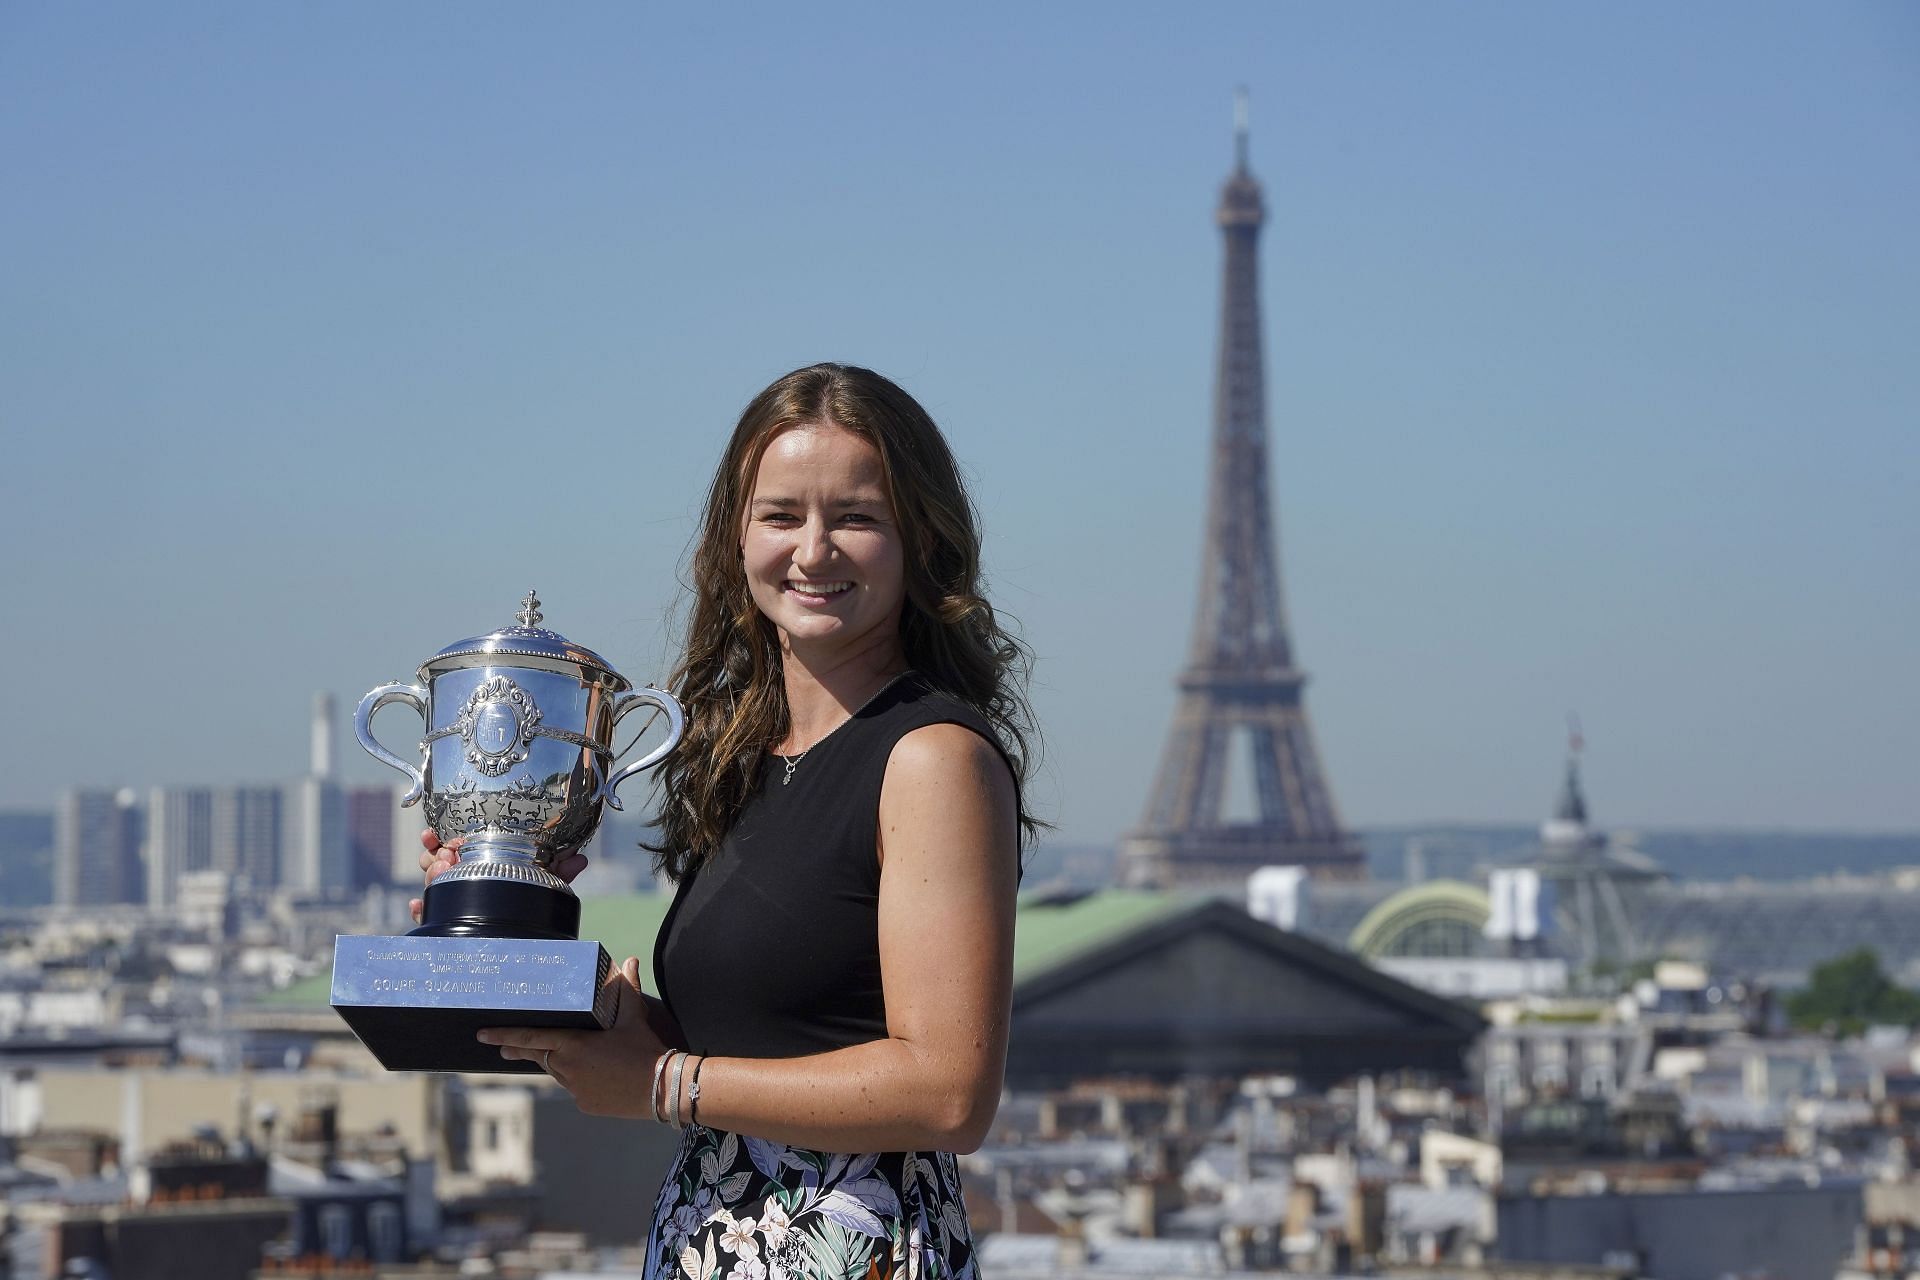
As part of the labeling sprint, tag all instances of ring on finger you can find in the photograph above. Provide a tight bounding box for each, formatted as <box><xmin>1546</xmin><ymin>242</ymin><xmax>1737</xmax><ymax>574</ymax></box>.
<box><xmin>542</xmin><ymin>1048</ymin><xmax>553</xmax><ymax>1073</ymax></box>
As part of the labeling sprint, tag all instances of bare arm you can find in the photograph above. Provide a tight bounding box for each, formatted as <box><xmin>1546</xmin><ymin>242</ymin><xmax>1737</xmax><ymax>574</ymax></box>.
<box><xmin>479</xmin><ymin>723</ymin><xmax>1018</xmax><ymax>1152</ymax></box>
<box><xmin>675</xmin><ymin>722</ymin><xmax>1019</xmax><ymax>1153</ymax></box>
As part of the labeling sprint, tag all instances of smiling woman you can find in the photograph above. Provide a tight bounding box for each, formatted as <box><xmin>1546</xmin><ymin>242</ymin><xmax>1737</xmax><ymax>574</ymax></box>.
<box><xmin>430</xmin><ymin>363</ymin><xmax>1043</xmax><ymax>1279</ymax></box>
<box><xmin>740</xmin><ymin>424</ymin><xmax>907</xmax><ymax>670</ymax></box>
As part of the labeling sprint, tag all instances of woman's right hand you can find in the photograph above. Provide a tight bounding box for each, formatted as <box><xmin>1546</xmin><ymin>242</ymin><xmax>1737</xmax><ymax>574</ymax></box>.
<box><xmin>409</xmin><ymin>828</ymin><xmax>463</xmax><ymax>926</ymax></box>
<box><xmin>409</xmin><ymin>828</ymin><xmax>593</xmax><ymax>925</ymax></box>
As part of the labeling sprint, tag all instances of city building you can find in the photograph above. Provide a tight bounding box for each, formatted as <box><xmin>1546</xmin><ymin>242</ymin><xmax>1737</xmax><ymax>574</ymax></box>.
<box><xmin>53</xmin><ymin>788</ymin><xmax>142</xmax><ymax>907</ymax></box>
<box><xmin>1005</xmin><ymin>894</ymin><xmax>1485</xmax><ymax>1086</ymax></box>
<box><xmin>281</xmin><ymin>694</ymin><xmax>351</xmax><ymax>897</ymax></box>
<box><xmin>0</xmin><ymin>809</ymin><xmax>55</xmax><ymax>908</ymax></box>
<box><xmin>281</xmin><ymin>777</ymin><xmax>349</xmax><ymax>897</ymax></box>
<box><xmin>144</xmin><ymin>785</ymin><xmax>214</xmax><ymax>909</ymax></box>
<box><xmin>1496</xmin><ymin>1180</ymin><xmax>1863</xmax><ymax>1280</ymax></box>
<box><xmin>346</xmin><ymin>784</ymin><xmax>404</xmax><ymax>891</ymax></box>
<box><xmin>209</xmin><ymin>784</ymin><xmax>282</xmax><ymax>887</ymax></box>
<box><xmin>1531</xmin><ymin>744</ymin><xmax>1666</xmax><ymax>968</ymax></box>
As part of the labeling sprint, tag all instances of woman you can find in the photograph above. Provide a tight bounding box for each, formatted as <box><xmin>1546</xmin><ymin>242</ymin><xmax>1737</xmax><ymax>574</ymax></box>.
<box><xmin>416</xmin><ymin>363</ymin><xmax>1038</xmax><ymax>1280</ymax></box>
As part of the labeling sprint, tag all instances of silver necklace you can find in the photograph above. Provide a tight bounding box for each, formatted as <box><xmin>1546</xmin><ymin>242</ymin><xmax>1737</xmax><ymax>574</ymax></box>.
<box><xmin>774</xmin><ymin>670</ymin><xmax>912</xmax><ymax>786</ymax></box>
<box><xmin>775</xmin><ymin>746</ymin><xmax>811</xmax><ymax>786</ymax></box>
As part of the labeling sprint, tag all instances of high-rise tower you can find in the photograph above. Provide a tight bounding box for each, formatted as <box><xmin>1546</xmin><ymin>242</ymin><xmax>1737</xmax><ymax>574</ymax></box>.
<box><xmin>311</xmin><ymin>691</ymin><xmax>336</xmax><ymax>780</ymax></box>
<box><xmin>54</xmin><ymin>787</ymin><xmax>143</xmax><ymax>907</ymax></box>
<box><xmin>1119</xmin><ymin>97</ymin><xmax>1366</xmax><ymax>887</ymax></box>
<box><xmin>285</xmin><ymin>690</ymin><xmax>350</xmax><ymax>896</ymax></box>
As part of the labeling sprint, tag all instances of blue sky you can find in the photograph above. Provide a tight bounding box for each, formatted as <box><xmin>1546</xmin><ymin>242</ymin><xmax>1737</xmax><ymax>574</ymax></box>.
<box><xmin>3</xmin><ymin>2</ymin><xmax>1916</xmax><ymax>842</ymax></box>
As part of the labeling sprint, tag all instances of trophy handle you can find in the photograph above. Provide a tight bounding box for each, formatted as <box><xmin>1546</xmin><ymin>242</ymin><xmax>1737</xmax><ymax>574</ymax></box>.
<box><xmin>600</xmin><ymin>687</ymin><xmax>686</xmax><ymax>811</ymax></box>
<box><xmin>355</xmin><ymin>682</ymin><xmax>430</xmax><ymax>806</ymax></box>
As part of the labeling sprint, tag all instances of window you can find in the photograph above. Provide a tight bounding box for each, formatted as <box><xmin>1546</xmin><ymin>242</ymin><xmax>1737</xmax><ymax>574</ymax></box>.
<box><xmin>319</xmin><ymin>1204</ymin><xmax>354</xmax><ymax>1259</ymax></box>
<box><xmin>367</xmin><ymin>1202</ymin><xmax>404</xmax><ymax>1263</ymax></box>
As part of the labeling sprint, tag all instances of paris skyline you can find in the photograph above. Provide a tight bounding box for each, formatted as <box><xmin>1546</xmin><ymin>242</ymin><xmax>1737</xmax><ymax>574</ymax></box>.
<box><xmin>3</xmin><ymin>3</ymin><xmax>1915</xmax><ymax>843</ymax></box>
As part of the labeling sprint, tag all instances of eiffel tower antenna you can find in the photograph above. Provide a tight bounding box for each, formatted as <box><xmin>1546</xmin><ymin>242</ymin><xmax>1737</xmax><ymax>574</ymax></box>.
<box><xmin>1119</xmin><ymin>94</ymin><xmax>1366</xmax><ymax>888</ymax></box>
<box><xmin>1233</xmin><ymin>85</ymin><xmax>1250</xmax><ymax>172</ymax></box>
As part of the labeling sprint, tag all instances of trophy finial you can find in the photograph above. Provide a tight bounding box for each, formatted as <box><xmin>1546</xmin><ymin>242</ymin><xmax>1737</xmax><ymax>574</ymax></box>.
<box><xmin>516</xmin><ymin>590</ymin><xmax>543</xmax><ymax>628</ymax></box>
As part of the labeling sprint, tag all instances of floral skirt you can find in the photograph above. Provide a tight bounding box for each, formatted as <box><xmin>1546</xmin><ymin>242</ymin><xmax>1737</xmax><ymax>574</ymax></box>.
<box><xmin>642</xmin><ymin>1123</ymin><xmax>978</xmax><ymax>1280</ymax></box>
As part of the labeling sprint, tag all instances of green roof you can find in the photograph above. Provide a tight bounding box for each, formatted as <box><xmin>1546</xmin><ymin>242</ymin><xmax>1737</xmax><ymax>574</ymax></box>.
<box><xmin>263</xmin><ymin>889</ymin><xmax>1191</xmax><ymax>1010</ymax></box>
<box><xmin>263</xmin><ymin>970</ymin><xmax>334</xmax><ymax>1007</ymax></box>
<box><xmin>579</xmin><ymin>892</ymin><xmax>679</xmax><ymax>966</ymax></box>
<box><xmin>1010</xmin><ymin>890</ymin><xmax>1196</xmax><ymax>980</ymax></box>
<box><xmin>1347</xmin><ymin>879</ymin><xmax>1490</xmax><ymax>959</ymax></box>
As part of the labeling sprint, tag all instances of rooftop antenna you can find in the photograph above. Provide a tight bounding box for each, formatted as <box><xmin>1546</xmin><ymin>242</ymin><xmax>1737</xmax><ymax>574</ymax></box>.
<box><xmin>1555</xmin><ymin>711</ymin><xmax>1589</xmax><ymax>826</ymax></box>
<box><xmin>1233</xmin><ymin>86</ymin><xmax>1250</xmax><ymax>172</ymax></box>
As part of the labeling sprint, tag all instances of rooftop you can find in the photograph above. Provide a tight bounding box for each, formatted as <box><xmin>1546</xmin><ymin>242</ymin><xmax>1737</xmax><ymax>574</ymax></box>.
<box><xmin>265</xmin><ymin>889</ymin><xmax>1202</xmax><ymax>1010</ymax></box>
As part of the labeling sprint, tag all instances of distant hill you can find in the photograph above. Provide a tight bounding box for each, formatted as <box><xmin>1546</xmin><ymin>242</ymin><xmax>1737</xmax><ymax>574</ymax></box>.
<box><xmin>1363</xmin><ymin>825</ymin><xmax>1920</xmax><ymax>884</ymax></box>
<box><xmin>1629</xmin><ymin>829</ymin><xmax>1920</xmax><ymax>882</ymax></box>
<box><xmin>1022</xmin><ymin>826</ymin><xmax>1920</xmax><ymax>891</ymax></box>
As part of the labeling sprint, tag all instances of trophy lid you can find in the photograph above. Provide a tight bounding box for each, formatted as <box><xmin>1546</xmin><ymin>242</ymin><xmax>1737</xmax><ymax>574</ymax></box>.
<box><xmin>419</xmin><ymin>591</ymin><xmax>629</xmax><ymax>687</ymax></box>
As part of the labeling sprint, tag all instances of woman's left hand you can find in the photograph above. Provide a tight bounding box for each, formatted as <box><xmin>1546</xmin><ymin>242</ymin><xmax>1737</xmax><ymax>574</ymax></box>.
<box><xmin>477</xmin><ymin>956</ymin><xmax>670</xmax><ymax>1119</ymax></box>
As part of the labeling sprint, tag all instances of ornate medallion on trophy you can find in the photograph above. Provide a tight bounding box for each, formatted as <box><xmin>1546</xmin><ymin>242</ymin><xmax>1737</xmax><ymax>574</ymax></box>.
<box><xmin>331</xmin><ymin>592</ymin><xmax>682</xmax><ymax>1072</ymax></box>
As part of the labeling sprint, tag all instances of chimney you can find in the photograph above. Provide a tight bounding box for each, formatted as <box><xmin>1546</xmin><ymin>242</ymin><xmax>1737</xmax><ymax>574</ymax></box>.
<box><xmin>1347</xmin><ymin>1180</ymin><xmax>1388</xmax><ymax>1261</ymax></box>
<box><xmin>311</xmin><ymin>691</ymin><xmax>336</xmax><ymax>780</ymax></box>
<box><xmin>1284</xmin><ymin>1182</ymin><xmax>1321</xmax><ymax>1238</ymax></box>
<box><xmin>1055</xmin><ymin>1219</ymin><xmax>1089</xmax><ymax>1270</ymax></box>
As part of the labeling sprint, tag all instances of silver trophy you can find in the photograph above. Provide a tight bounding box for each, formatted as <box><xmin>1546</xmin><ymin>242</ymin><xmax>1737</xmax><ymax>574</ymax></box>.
<box><xmin>330</xmin><ymin>592</ymin><xmax>683</xmax><ymax>1072</ymax></box>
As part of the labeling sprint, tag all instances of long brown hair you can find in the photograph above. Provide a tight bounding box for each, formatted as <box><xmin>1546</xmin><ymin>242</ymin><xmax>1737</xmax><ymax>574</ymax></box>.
<box><xmin>646</xmin><ymin>362</ymin><xmax>1042</xmax><ymax>879</ymax></box>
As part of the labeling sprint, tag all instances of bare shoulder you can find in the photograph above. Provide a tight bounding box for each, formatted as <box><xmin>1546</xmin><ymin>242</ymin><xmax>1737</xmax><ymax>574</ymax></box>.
<box><xmin>877</xmin><ymin>723</ymin><xmax>1018</xmax><ymax>872</ymax></box>
<box><xmin>883</xmin><ymin>723</ymin><xmax>1016</xmax><ymax>800</ymax></box>
<box><xmin>879</xmin><ymin>721</ymin><xmax>1006</xmax><ymax>782</ymax></box>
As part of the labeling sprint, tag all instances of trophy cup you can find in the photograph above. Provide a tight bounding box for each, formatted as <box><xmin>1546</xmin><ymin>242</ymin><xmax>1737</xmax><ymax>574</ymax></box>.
<box><xmin>331</xmin><ymin>592</ymin><xmax>683</xmax><ymax>1072</ymax></box>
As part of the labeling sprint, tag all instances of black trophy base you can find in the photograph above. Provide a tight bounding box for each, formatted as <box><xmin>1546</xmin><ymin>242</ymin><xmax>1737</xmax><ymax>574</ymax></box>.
<box><xmin>410</xmin><ymin>870</ymin><xmax>582</xmax><ymax>940</ymax></box>
<box><xmin>331</xmin><ymin>874</ymin><xmax>614</xmax><ymax>1073</ymax></box>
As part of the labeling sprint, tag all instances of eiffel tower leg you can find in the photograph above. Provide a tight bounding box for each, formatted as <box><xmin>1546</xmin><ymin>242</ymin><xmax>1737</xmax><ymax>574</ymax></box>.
<box><xmin>1249</xmin><ymin>724</ymin><xmax>1294</xmax><ymax>835</ymax></box>
<box><xmin>1191</xmin><ymin>723</ymin><xmax>1231</xmax><ymax>830</ymax></box>
<box><xmin>1286</xmin><ymin>720</ymin><xmax>1340</xmax><ymax>834</ymax></box>
<box><xmin>1141</xmin><ymin>707</ymin><xmax>1229</xmax><ymax>834</ymax></box>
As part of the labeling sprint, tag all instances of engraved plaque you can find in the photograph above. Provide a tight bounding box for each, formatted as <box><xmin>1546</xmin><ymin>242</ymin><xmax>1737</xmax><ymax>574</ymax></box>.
<box><xmin>332</xmin><ymin>936</ymin><xmax>618</xmax><ymax>1074</ymax></box>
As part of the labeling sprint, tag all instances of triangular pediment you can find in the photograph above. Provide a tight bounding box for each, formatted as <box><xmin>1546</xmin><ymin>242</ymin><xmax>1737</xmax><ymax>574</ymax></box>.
<box><xmin>1018</xmin><ymin>925</ymin><xmax>1429</xmax><ymax>1035</ymax></box>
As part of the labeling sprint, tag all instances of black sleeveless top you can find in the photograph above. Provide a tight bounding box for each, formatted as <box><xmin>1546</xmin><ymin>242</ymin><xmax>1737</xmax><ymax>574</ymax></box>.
<box><xmin>653</xmin><ymin>672</ymin><xmax>1014</xmax><ymax>1059</ymax></box>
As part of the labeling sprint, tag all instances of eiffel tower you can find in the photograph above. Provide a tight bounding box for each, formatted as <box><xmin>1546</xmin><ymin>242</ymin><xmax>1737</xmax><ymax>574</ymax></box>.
<box><xmin>1119</xmin><ymin>97</ymin><xmax>1366</xmax><ymax>888</ymax></box>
